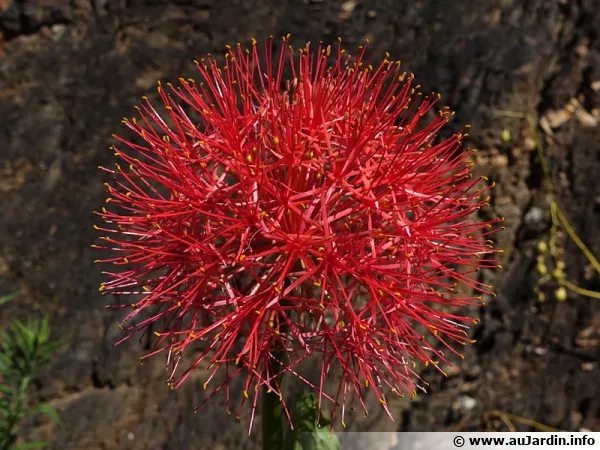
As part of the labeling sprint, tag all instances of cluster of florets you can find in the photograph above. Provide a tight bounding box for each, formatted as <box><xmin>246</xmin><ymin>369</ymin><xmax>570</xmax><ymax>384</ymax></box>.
<box><xmin>94</xmin><ymin>36</ymin><xmax>501</xmax><ymax>428</ymax></box>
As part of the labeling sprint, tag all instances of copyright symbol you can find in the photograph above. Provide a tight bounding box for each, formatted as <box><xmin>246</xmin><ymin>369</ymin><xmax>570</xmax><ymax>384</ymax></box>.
<box><xmin>454</xmin><ymin>436</ymin><xmax>465</xmax><ymax>447</ymax></box>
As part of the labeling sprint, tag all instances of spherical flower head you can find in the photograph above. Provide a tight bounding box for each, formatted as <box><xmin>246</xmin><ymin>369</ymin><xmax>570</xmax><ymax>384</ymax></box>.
<box><xmin>95</xmin><ymin>36</ymin><xmax>502</xmax><ymax>428</ymax></box>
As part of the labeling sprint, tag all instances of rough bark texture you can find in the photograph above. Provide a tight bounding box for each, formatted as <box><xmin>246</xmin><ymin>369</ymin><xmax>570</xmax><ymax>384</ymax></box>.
<box><xmin>0</xmin><ymin>0</ymin><xmax>599</xmax><ymax>448</ymax></box>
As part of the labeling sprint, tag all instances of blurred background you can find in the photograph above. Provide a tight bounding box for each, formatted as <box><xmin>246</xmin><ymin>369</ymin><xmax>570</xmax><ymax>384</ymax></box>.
<box><xmin>0</xmin><ymin>0</ymin><xmax>599</xmax><ymax>449</ymax></box>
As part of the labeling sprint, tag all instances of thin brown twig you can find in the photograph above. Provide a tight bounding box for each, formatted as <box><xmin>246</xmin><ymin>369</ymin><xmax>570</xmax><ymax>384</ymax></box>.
<box><xmin>489</xmin><ymin>410</ymin><xmax>564</xmax><ymax>432</ymax></box>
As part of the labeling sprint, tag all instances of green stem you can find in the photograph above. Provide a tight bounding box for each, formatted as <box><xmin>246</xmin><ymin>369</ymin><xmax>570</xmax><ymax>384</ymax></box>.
<box><xmin>262</xmin><ymin>320</ymin><xmax>289</xmax><ymax>450</ymax></box>
<box><xmin>262</xmin><ymin>275</ymin><xmax>306</xmax><ymax>450</ymax></box>
<box><xmin>560</xmin><ymin>279</ymin><xmax>600</xmax><ymax>299</ymax></box>
<box><xmin>0</xmin><ymin>378</ymin><xmax>29</xmax><ymax>450</ymax></box>
<box><xmin>262</xmin><ymin>370</ymin><xmax>285</xmax><ymax>450</ymax></box>
<box><xmin>556</xmin><ymin>205</ymin><xmax>600</xmax><ymax>275</ymax></box>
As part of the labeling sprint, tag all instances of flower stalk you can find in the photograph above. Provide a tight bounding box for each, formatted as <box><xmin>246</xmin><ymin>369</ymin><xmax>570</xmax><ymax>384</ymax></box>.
<box><xmin>262</xmin><ymin>346</ymin><xmax>286</xmax><ymax>450</ymax></box>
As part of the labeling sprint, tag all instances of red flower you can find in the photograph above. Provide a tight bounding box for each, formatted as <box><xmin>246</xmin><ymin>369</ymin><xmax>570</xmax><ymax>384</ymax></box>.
<box><xmin>94</xmin><ymin>36</ymin><xmax>502</xmax><ymax>429</ymax></box>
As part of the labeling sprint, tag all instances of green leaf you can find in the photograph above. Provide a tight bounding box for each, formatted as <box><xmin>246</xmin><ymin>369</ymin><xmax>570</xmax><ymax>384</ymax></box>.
<box><xmin>39</xmin><ymin>317</ymin><xmax>49</xmax><ymax>343</ymax></box>
<box><xmin>0</xmin><ymin>399</ymin><xmax>10</xmax><ymax>412</ymax></box>
<box><xmin>12</xmin><ymin>441</ymin><xmax>50</xmax><ymax>450</ymax></box>
<box><xmin>0</xmin><ymin>291</ymin><xmax>19</xmax><ymax>307</ymax></box>
<box><xmin>310</xmin><ymin>427</ymin><xmax>340</xmax><ymax>450</ymax></box>
<box><xmin>293</xmin><ymin>392</ymin><xmax>320</xmax><ymax>432</ymax></box>
<box><xmin>12</xmin><ymin>320</ymin><xmax>35</xmax><ymax>355</ymax></box>
<box><xmin>29</xmin><ymin>404</ymin><xmax>61</xmax><ymax>425</ymax></box>
<box><xmin>43</xmin><ymin>340</ymin><xmax>64</xmax><ymax>355</ymax></box>
<box><xmin>284</xmin><ymin>392</ymin><xmax>340</xmax><ymax>450</ymax></box>
<box><xmin>0</xmin><ymin>352</ymin><xmax>12</xmax><ymax>374</ymax></box>
<box><xmin>291</xmin><ymin>427</ymin><xmax>339</xmax><ymax>450</ymax></box>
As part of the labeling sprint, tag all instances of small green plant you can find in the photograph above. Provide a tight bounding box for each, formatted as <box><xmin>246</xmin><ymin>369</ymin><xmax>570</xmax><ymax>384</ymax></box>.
<box><xmin>0</xmin><ymin>293</ymin><xmax>62</xmax><ymax>450</ymax></box>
